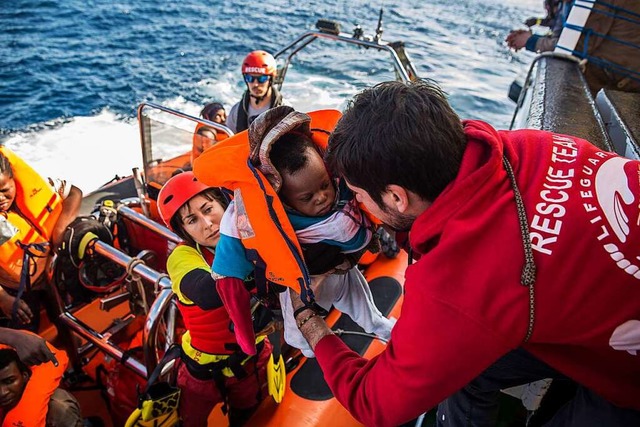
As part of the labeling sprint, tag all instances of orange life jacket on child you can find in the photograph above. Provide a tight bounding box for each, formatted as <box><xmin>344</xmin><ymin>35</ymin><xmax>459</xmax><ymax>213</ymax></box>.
<box><xmin>0</xmin><ymin>146</ymin><xmax>63</xmax><ymax>288</ymax></box>
<box><xmin>193</xmin><ymin>109</ymin><xmax>342</xmax><ymax>306</ymax></box>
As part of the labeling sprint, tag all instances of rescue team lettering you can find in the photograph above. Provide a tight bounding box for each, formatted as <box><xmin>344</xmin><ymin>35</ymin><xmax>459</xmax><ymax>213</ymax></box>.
<box><xmin>530</xmin><ymin>135</ymin><xmax>577</xmax><ymax>255</ymax></box>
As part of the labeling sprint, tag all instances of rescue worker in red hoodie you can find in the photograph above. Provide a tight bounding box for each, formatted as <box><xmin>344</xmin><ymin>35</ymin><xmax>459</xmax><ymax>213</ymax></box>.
<box><xmin>289</xmin><ymin>80</ymin><xmax>640</xmax><ymax>426</ymax></box>
<box><xmin>158</xmin><ymin>172</ymin><xmax>272</xmax><ymax>427</ymax></box>
<box><xmin>225</xmin><ymin>50</ymin><xmax>286</xmax><ymax>134</ymax></box>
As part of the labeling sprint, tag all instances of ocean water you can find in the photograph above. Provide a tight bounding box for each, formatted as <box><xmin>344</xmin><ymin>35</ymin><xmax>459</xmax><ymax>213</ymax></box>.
<box><xmin>0</xmin><ymin>0</ymin><xmax>542</xmax><ymax>193</ymax></box>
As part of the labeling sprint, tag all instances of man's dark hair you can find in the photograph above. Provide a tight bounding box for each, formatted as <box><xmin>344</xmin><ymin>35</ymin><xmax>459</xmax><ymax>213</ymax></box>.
<box><xmin>326</xmin><ymin>80</ymin><xmax>466</xmax><ymax>207</ymax></box>
<box><xmin>170</xmin><ymin>188</ymin><xmax>229</xmax><ymax>247</ymax></box>
<box><xmin>0</xmin><ymin>348</ymin><xmax>31</xmax><ymax>377</ymax></box>
<box><xmin>269</xmin><ymin>132</ymin><xmax>316</xmax><ymax>180</ymax></box>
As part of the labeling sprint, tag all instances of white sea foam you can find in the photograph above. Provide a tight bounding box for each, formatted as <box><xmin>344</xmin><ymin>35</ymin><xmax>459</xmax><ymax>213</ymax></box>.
<box><xmin>3</xmin><ymin>109</ymin><xmax>140</xmax><ymax>194</ymax></box>
<box><xmin>1</xmin><ymin>80</ymin><xmax>349</xmax><ymax>194</ymax></box>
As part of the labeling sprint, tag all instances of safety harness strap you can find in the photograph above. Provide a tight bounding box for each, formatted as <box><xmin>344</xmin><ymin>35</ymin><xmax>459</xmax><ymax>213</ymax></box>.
<box><xmin>11</xmin><ymin>241</ymin><xmax>48</xmax><ymax>325</ymax></box>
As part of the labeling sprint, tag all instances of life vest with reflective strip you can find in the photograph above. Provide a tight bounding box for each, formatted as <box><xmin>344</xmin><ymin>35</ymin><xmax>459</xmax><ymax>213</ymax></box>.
<box><xmin>193</xmin><ymin>110</ymin><xmax>342</xmax><ymax>305</ymax></box>
<box><xmin>0</xmin><ymin>335</ymin><xmax>68</xmax><ymax>427</ymax></box>
<box><xmin>0</xmin><ymin>146</ymin><xmax>62</xmax><ymax>287</ymax></box>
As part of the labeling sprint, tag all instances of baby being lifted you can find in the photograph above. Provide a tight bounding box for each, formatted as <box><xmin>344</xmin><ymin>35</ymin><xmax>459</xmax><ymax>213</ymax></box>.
<box><xmin>268</xmin><ymin>131</ymin><xmax>396</xmax><ymax>357</ymax></box>
<box><xmin>211</xmin><ymin>106</ymin><xmax>395</xmax><ymax>357</ymax></box>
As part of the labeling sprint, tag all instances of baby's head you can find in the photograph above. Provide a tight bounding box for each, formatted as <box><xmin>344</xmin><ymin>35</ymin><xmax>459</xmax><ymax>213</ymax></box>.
<box><xmin>269</xmin><ymin>133</ymin><xmax>336</xmax><ymax>217</ymax></box>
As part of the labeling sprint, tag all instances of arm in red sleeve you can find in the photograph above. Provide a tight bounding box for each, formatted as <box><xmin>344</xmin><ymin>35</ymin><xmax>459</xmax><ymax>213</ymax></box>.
<box><xmin>314</xmin><ymin>297</ymin><xmax>514</xmax><ymax>427</ymax></box>
<box><xmin>216</xmin><ymin>276</ymin><xmax>256</xmax><ymax>355</ymax></box>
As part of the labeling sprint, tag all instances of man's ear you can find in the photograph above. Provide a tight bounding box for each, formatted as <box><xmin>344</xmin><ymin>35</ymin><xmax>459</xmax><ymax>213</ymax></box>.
<box><xmin>385</xmin><ymin>185</ymin><xmax>410</xmax><ymax>213</ymax></box>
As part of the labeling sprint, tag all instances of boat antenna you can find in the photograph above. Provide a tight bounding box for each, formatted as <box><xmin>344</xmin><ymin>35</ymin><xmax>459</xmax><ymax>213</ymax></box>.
<box><xmin>374</xmin><ymin>8</ymin><xmax>383</xmax><ymax>43</ymax></box>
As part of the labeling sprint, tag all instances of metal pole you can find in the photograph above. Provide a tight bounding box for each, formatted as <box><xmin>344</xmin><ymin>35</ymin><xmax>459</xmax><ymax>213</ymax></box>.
<box><xmin>143</xmin><ymin>288</ymin><xmax>175</xmax><ymax>374</ymax></box>
<box><xmin>59</xmin><ymin>312</ymin><xmax>147</xmax><ymax>378</ymax></box>
<box><xmin>117</xmin><ymin>205</ymin><xmax>182</xmax><ymax>244</ymax></box>
<box><xmin>92</xmin><ymin>241</ymin><xmax>172</xmax><ymax>290</ymax></box>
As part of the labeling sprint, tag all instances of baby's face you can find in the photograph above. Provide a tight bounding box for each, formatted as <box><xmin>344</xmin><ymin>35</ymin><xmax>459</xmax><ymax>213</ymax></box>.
<box><xmin>280</xmin><ymin>147</ymin><xmax>335</xmax><ymax>217</ymax></box>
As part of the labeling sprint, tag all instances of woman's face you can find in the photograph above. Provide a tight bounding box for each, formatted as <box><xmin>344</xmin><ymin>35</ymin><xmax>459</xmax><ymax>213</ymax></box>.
<box><xmin>0</xmin><ymin>173</ymin><xmax>16</xmax><ymax>212</ymax></box>
<box><xmin>178</xmin><ymin>194</ymin><xmax>225</xmax><ymax>247</ymax></box>
<box><xmin>212</xmin><ymin>108</ymin><xmax>226</xmax><ymax>124</ymax></box>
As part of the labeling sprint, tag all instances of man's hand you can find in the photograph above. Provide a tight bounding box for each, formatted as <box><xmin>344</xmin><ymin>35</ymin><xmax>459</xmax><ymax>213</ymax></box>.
<box><xmin>0</xmin><ymin>328</ymin><xmax>59</xmax><ymax>366</ymax></box>
<box><xmin>505</xmin><ymin>29</ymin><xmax>533</xmax><ymax>51</ymax></box>
<box><xmin>289</xmin><ymin>288</ymin><xmax>334</xmax><ymax>351</ymax></box>
<box><xmin>51</xmin><ymin>185</ymin><xmax>82</xmax><ymax>249</ymax></box>
<box><xmin>289</xmin><ymin>287</ymin><xmax>306</xmax><ymax>313</ymax></box>
<box><xmin>0</xmin><ymin>292</ymin><xmax>32</xmax><ymax>325</ymax></box>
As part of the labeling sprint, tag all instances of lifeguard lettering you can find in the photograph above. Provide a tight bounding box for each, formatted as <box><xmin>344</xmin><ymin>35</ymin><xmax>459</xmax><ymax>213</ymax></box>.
<box><xmin>581</xmin><ymin>154</ymin><xmax>640</xmax><ymax>280</ymax></box>
<box><xmin>530</xmin><ymin>135</ymin><xmax>577</xmax><ymax>255</ymax></box>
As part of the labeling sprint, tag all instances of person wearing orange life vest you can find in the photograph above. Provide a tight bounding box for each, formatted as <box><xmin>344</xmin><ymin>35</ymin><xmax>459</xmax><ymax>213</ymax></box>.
<box><xmin>0</xmin><ymin>333</ymin><xmax>83</xmax><ymax>426</ymax></box>
<box><xmin>193</xmin><ymin>108</ymin><xmax>346</xmax><ymax>315</ymax></box>
<box><xmin>158</xmin><ymin>172</ymin><xmax>272</xmax><ymax>427</ymax></box>
<box><xmin>191</xmin><ymin>102</ymin><xmax>231</xmax><ymax>164</ymax></box>
<box><xmin>196</xmin><ymin>106</ymin><xmax>395</xmax><ymax>358</ymax></box>
<box><xmin>225</xmin><ymin>50</ymin><xmax>286</xmax><ymax>133</ymax></box>
<box><xmin>0</xmin><ymin>147</ymin><xmax>82</xmax><ymax>331</ymax></box>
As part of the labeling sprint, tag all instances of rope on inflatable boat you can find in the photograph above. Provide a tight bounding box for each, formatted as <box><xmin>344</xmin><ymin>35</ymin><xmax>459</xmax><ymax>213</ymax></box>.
<box><xmin>333</xmin><ymin>329</ymin><xmax>389</xmax><ymax>344</ymax></box>
<box><xmin>125</xmin><ymin>258</ymin><xmax>149</xmax><ymax>314</ymax></box>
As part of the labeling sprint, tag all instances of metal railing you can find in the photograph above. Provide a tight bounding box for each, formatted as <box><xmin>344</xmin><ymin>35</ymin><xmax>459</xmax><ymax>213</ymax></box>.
<box><xmin>56</xmin><ymin>208</ymin><xmax>183</xmax><ymax>378</ymax></box>
<box><xmin>273</xmin><ymin>21</ymin><xmax>419</xmax><ymax>91</ymax></box>
<box><xmin>137</xmin><ymin>101</ymin><xmax>234</xmax><ymax>189</ymax></box>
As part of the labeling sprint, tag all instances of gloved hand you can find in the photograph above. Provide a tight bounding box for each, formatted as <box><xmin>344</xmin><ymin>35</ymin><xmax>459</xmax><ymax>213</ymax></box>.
<box><xmin>524</xmin><ymin>16</ymin><xmax>539</xmax><ymax>27</ymax></box>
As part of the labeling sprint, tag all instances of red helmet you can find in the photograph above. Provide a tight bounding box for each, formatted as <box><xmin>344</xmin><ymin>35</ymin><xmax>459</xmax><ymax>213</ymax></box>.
<box><xmin>242</xmin><ymin>50</ymin><xmax>277</xmax><ymax>76</ymax></box>
<box><xmin>157</xmin><ymin>172</ymin><xmax>210</xmax><ymax>228</ymax></box>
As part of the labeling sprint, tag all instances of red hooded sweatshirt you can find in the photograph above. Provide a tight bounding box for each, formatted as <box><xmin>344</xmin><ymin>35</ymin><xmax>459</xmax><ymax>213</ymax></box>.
<box><xmin>315</xmin><ymin>120</ymin><xmax>640</xmax><ymax>426</ymax></box>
